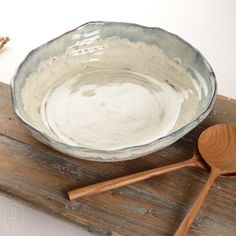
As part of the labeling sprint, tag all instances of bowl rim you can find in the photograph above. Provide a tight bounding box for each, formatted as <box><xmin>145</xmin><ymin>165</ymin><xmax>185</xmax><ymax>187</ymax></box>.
<box><xmin>11</xmin><ymin>21</ymin><xmax>217</xmax><ymax>157</ymax></box>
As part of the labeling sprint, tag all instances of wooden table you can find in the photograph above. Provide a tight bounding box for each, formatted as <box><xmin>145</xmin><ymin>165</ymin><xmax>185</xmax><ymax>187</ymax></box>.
<box><xmin>0</xmin><ymin>81</ymin><xmax>236</xmax><ymax>236</ymax></box>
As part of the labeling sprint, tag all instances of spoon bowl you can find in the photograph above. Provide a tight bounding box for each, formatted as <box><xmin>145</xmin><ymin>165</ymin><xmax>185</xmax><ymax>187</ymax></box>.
<box><xmin>198</xmin><ymin>124</ymin><xmax>236</xmax><ymax>174</ymax></box>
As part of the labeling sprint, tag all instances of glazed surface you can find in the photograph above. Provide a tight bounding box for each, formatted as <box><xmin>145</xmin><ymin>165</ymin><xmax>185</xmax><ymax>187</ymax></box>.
<box><xmin>22</xmin><ymin>37</ymin><xmax>200</xmax><ymax>150</ymax></box>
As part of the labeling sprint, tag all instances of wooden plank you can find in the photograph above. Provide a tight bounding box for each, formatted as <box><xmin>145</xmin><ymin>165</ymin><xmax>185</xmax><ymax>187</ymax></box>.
<box><xmin>0</xmin><ymin>81</ymin><xmax>236</xmax><ymax>235</ymax></box>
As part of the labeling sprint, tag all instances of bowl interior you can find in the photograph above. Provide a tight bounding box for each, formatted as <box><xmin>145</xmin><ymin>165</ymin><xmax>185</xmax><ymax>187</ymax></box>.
<box><xmin>12</xmin><ymin>22</ymin><xmax>216</xmax><ymax>153</ymax></box>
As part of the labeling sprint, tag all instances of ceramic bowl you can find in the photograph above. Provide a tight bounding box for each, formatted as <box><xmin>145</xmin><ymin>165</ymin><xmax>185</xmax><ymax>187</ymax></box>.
<box><xmin>11</xmin><ymin>21</ymin><xmax>216</xmax><ymax>161</ymax></box>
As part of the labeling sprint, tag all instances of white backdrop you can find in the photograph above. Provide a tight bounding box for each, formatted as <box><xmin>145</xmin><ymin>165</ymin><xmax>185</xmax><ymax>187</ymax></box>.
<box><xmin>0</xmin><ymin>0</ymin><xmax>235</xmax><ymax>235</ymax></box>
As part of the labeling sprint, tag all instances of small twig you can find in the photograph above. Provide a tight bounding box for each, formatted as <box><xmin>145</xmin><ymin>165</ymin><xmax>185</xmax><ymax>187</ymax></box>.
<box><xmin>0</xmin><ymin>36</ymin><xmax>10</xmax><ymax>50</ymax></box>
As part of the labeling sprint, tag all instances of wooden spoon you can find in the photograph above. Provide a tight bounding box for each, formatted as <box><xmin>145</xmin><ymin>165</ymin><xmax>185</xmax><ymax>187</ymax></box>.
<box><xmin>175</xmin><ymin>123</ymin><xmax>236</xmax><ymax>236</ymax></box>
<box><xmin>68</xmin><ymin>147</ymin><xmax>208</xmax><ymax>201</ymax></box>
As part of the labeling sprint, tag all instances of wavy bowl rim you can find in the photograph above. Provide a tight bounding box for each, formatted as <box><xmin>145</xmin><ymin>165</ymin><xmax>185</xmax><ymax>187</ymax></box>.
<box><xmin>11</xmin><ymin>21</ymin><xmax>217</xmax><ymax>159</ymax></box>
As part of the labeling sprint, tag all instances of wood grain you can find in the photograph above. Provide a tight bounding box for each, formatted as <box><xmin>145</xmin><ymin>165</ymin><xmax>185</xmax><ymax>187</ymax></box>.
<box><xmin>175</xmin><ymin>167</ymin><xmax>221</xmax><ymax>236</ymax></box>
<box><xmin>0</xmin><ymin>81</ymin><xmax>236</xmax><ymax>235</ymax></box>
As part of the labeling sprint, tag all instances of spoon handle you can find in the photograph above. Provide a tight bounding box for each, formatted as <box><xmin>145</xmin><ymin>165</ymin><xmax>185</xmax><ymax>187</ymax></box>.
<box><xmin>174</xmin><ymin>167</ymin><xmax>221</xmax><ymax>236</ymax></box>
<box><xmin>68</xmin><ymin>158</ymin><xmax>196</xmax><ymax>200</ymax></box>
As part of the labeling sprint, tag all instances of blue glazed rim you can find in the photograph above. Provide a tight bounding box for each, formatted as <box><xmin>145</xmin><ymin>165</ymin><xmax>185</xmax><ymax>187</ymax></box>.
<box><xmin>11</xmin><ymin>21</ymin><xmax>217</xmax><ymax>160</ymax></box>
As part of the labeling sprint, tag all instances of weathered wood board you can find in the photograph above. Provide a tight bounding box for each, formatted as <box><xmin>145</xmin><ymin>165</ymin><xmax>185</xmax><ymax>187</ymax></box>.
<box><xmin>0</xmin><ymin>81</ymin><xmax>236</xmax><ymax>236</ymax></box>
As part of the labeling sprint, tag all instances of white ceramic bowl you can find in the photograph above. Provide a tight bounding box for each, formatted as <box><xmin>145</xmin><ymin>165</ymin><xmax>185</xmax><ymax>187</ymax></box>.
<box><xmin>11</xmin><ymin>21</ymin><xmax>217</xmax><ymax>161</ymax></box>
